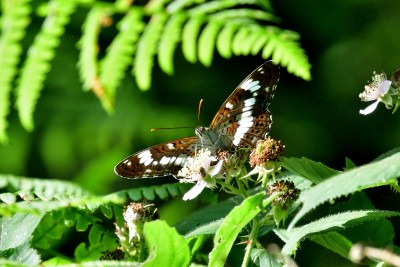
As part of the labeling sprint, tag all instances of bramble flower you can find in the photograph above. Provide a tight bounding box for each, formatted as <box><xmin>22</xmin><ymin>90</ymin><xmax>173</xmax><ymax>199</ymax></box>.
<box><xmin>178</xmin><ymin>148</ymin><xmax>224</xmax><ymax>201</ymax></box>
<box><xmin>217</xmin><ymin>149</ymin><xmax>248</xmax><ymax>180</ymax></box>
<box><xmin>115</xmin><ymin>202</ymin><xmax>158</xmax><ymax>257</ymax></box>
<box><xmin>359</xmin><ymin>72</ymin><xmax>392</xmax><ymax>115</ymax></box>
<box><xmin>246</xmin><ymin>138</ymin><xmax>284</xmax><ymax>182</ymax></box>
<box><xmin>268</xmin><ymin>180</ymin><xmax>299</xmax><ymax>226</ymax></box>
<box><xmin>123</xmin><ymin>203</ymin><xmax>157</xmax><ymax>242</ymax></box>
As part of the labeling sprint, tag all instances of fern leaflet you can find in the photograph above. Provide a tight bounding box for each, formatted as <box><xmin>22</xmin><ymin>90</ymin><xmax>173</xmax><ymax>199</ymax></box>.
<box><xmin>0</xmin><ymin>0</ymin><xmax>31</xmax><ymax>143</ymax></box>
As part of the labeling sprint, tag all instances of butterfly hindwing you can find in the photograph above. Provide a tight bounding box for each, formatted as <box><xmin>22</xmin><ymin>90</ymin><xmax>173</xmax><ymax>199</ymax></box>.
<box><xmin>114</xmin><ymin>137</ymin><xmax>200</xmax><ymax>178</ymax></box>
<box><xmin>209</xmin><ymin>61</ymin><xmax>280</xmax><ymax>148</ymax></box>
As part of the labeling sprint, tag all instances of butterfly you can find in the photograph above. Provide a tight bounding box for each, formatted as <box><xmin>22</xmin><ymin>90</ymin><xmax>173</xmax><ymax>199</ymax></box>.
<box><xmin>115</xmin><ymin>61</ymin><xmax>280</xmax><ymax>179</ymax></box>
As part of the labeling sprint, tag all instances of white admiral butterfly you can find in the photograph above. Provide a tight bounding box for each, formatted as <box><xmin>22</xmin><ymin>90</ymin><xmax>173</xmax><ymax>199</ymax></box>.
<box><xmin>115</xmin><ymin>61</ymin><xmax>280</xmax><ymax>179</ymax></box>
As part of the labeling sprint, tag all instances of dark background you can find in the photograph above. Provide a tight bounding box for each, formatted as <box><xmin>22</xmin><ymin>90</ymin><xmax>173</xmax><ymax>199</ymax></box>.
<box><xmin>1</xmin><ymin>0</ymin><xmax>400</xmax><ymax>195</ymax></box>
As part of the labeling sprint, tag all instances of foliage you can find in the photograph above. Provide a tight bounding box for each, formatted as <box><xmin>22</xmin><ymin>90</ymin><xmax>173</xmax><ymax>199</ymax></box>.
<box><xmin>0</xmin><ymin>0</ymin><xmax>310</xmax><ymax>143</ymax></box>
<box><xmin>1</xmin><ymin>150</ymin><xmax>400</xmax><ymax>266</ymax></box>
<box><xmin>1</xmin><ymin>1</ymin><xmax>400</xmax><ymax>267</ymax></box>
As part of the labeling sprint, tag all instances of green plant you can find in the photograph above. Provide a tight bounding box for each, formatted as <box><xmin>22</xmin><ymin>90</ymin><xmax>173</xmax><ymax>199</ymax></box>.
<box><xmin>1</xmin><ymin>149</ymin><xmax>400</xmax><ymax>266</ymax></box>
<box><xmin>2</xmin><ymin>1</ymin><xmax>399</xmax><ymax>266</ymax></box>
<box><xmin>0</xmin><ymin>0</ymin><xmax>310</xmax><ymax>143</ymax></box>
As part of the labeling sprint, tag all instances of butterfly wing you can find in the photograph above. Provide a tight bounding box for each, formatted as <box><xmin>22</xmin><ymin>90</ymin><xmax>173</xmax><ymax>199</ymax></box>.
<box><xmin>209</xmin><ymin>61</ymin><xmax>280</xmax><ymax>148</ymax></box>
<box><xmin>115</xmin><ymin>136</ymin><xmax>200</xmax><ymax>178</ymax></box>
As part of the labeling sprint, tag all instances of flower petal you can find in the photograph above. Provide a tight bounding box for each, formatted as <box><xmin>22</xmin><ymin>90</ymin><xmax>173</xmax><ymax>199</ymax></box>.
<box><xmin>379</xmin><ymin>80</ymin><xmax>391</xmax><ymax>95</ymax></box>
<box><xmin>209</xmin><ymin>160</ymin><xmax>224</xmax><ymax>177</ymax></box>
<box><xmin>360</xmin><ymin>100</ymin><xmax>380</xmax><ymax>115</ymax></box>
<box><xmin>182</xmin><ymin>180</ymin><xmax>207</xmax><ymax>201</ymax></box>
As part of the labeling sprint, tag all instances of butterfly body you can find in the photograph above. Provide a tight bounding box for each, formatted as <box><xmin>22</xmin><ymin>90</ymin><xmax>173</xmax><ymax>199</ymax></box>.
<box><xmin>115</xmin><ymin>61</ymin><xmax>280</xmax><ymax>179</ymax></box>
<box><xmin>195</xmin><ymin>126</ymin><xmax>232</xmax><ymax>153</ymax></box>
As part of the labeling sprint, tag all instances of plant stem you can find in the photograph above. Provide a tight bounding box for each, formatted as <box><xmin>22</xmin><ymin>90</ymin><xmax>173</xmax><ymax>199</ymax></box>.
<box><xmin>241</xmin><ymin>217</ymin><xmax>261</xmax><ymax>267</ymax></box>
<box><xmin>138</xmin><ymin>235</ymin><xmax>146</xmax><ymax>262</ymax></box>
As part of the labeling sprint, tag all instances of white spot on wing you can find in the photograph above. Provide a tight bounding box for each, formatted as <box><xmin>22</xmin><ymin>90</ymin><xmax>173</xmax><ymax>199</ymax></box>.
<box><xmin>241</xmin><ymin>79</ymin><xmax>253</xmax><ymax>90</ymax></box>
<box><xmin>244</xmin><ymin>98</ymin><xmax>256</xmax><ymax>107</ymax></box>
<box><xmin>166</xmin><ymin>143</ymin><xmax>175</xmax><ymax>149</ymax></box>
<box><xmin>241</xmin><ymin>111</ymin><xmax>252</xmax><ymax>118</ymax></box>
<box><xmin>225</xmin><ymin>102</ymin><xmax>234</xmax><ymax>109</ymax></box>
<box><xmin>175</xmin><ymin>156</ymin><xmax>187</xmax><ymax>166</ymax></box>
<box><xmin>233</xmin><ymin>115</ymin><xmax>254</xmax><ymax>146</ymax></box>
<box><xmin>144</xmin><ymin>157</ymin><xmax>153</xmax><ymax>166</ymax></box>
<box><xmin>242</xmin><ymin>80</ymin><xmax>260</xmax><ymax>92</ymax></box>
<box><xmin>160</xmin><ymin>156</ymin><xmax>170</xmax><ymax>165</ymax></box>
<box><xmin>138</xmin><ymin>150</ymin><xmax>152</xmax><ymax>164</ymax></box>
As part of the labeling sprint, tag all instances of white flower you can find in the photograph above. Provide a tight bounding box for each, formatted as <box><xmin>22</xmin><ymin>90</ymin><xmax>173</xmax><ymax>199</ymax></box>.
<box><xmin>359</xmin><ymin>73</ymin><xmax>392</xmax><ymax>115</ymax></box>
<box><xmin>178</xmin><ymin>149</ymin><xmax>224</xmax><ymax>201</ymax></box>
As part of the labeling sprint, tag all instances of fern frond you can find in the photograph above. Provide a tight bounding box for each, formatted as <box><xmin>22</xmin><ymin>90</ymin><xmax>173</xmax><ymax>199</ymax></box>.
<box><xmin>2</xmin><ymin>0</ymin><xmax>311</xmax><ymax>138</ymax></box>
<box><xmin>32</xmin><ymin>209</ymin><xmax>118</xmax><ymax>260</ymax></box>
<box><xmin>166</xmin><ymin>0</ymin><xmax>206</xmax><ymax>13</ymax></box>
<box><xmin>158</xmin><ymin>12</ymin><xmax>187</xmax><ymax>75</ymax></box>
<box><xmin>262</xmin><ymin>27</ymin><xmax>311</xmax><ymax>80</ymax></box>
<box><xmin>0</xmin><ymin>0</ymin><xmax>31</xmax><ymax>143</ymax></box>
<box><xmin>181</xmin><ymin>15</ymin><xmax>203</xmax><ymax>63</ymax></box>
<box><xmin>0</xmin><ymin>174</ymin><xmax>213</xmax><ymax>216</ymax></box>
<box><xmin>198</xmin><ymin>19</ymin><xmax>223</xmax><ymax>67</ymax></box>
<box><xmin>0</xmin><ymin>174</ymin><xmax>90</xmax><ymax>201</ymax></box>
<box><xmin>209</xmin><ymin>8</ymin><xmax>278</xmax><ymax>21</ymax></box>
<box><xmin>15</xmin><ymin>0</ymin><xmax>76</xmax><ymax>131</ymax></box>
<box><xmin>78</xmin><ymin>4</ymin><xmax>118</xmax><ymax>113</ymax></box>
<box><xmin>188</xmin><ymin>0</ymin><xmax>263</xmax><ymax>16</ymax></box>
<box><xmin>78</xmin><ymin>5</ymin><xmax>111</xmax><ymax>91</ymax></box>
<box><xmin>99</xmin><ymin>8</ymin><xmax>144</xmax><ymax>101</ymax></box>
<box><xmin>133</xmin><ymin>12</ymin><xmax>169</xmax><ymax>90</ymax></box>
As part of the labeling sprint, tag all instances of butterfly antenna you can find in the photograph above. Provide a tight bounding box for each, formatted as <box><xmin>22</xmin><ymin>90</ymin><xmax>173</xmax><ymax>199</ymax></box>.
<box><xmin>198</xmin><ymin>99</ymin><xmax>204</xmax><ymax>124</ymax></box>
<box><xmin>150</xmin><ymin>126</ymin><xmax>192</xmax><ymax>132</ymax></box>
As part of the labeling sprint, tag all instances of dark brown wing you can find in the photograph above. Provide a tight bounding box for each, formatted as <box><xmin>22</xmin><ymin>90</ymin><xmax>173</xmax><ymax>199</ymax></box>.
<box><xmin>114</xmin><ymin>137</ymin><xmax>200</xmax><ymax>178</ymax></box>
<box><xmin>209</xmin><ymin>61</ymin><xmax>280</xmax><ymax>148</ymax></box>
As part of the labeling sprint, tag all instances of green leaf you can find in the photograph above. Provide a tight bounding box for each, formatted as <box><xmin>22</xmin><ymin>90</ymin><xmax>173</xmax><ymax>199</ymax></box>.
<box><xmin>282</xmin><ymin>157</ymin><xmax>339</xmax><ymax>184</ymax></box>
<box><xmin>99</xmin><ymin>8</ymin><xmax>145</xmax><ymax>110</ymax></box>
<box><xmin>0</xmin><ymin>0</ymin><xmax>31</xmax><ymax>143</ymax></box>
<box><xmin>216</xmin><ymin>22</ymin><xmax>239</xmax><ymax>58</ymax></box>
<box><xmin>250</xmin><ymin>248</ymin><xmax>281</xmax><ymax>267</ymax></box>
<box><xmin>158</xmin><ymin>13</ymin><xmax>187</xmax><ymax>75</ymax></box>
<box><xmin>208</xmin><ymin>193</ymin><xmax>264</xmax><ymax>267</ymax></box>
<box><xmin>175</xmin><ymin>195</ymin><xmax>239</xmax><ymax>235</ymax></box>
<box><xmin>277</xmin><ymin>210</ymin><xmax>400</xmax><ymax>256</ymax></box>
<box><xmin>142</xmin><ymin>220</ymin><xmax>190</xmax><ymax>267</ymax></box>
<box><xmin>310</xmin><ymin>232</ymin><xmax>353</xmax><ymax>260</ymax></box>
<box><xmin>0</xmin><ymin>193</ymin><xmax>16</xmax><ymax>204</ymax></box>
<box><xmin>288</xmin><ymin>152</ymin><xmax>400</xmax><ymax>229</ymax></box>
<box><xmin>100</xmin><ymin>204</ymin><xmax>114</xmax><ymax>219</ymax></box>
<box><xmin>184</xmin><ymin>219</ymin><xmax>223</xmax><ymax>238</ymax></box>
<box><xmin>1</xmin><ymin>239</ymin><xmax>41</xmax><ymax>266</ymax></box>
<box><xmin>43</xmin><ymin>260</ymin><xmax>140</xmax><ymax>267</ymax></box>
<box><xmin>198</xmin><ymin>20</ymin><xmax>222</xmax><ymax>67</ymax></box>
<box><xmin>15</xmin><ymin>0</ymin><xmax>76</xmax><ymax>131</ymax></box>
<box><xmin>331</xmin><ymin>193</ymin><xmax>395</xmax><ymax>248</ymax></box>
<box><xmin>0</xmin><ymin>213</ymin><xmax>43</xmax><ymax>250</ymax></box>
<box><xmin>33</xmin><ymin>211</ymin><xmax>69</xmax><ymax>249</ymax></box>
<box><xmin>182</xmin><ymin>15</ymin><xmax>203</xmax><ymax>63</ymax></box>
<box><xmin>134</xmin><ymin>12</ymin><xmax>168</xmax><ymax>90</ymax></box>
<box><xmin>78</xmin><ymin>5</ymin><xmax>110</xmax><ymax>91</ymax></box>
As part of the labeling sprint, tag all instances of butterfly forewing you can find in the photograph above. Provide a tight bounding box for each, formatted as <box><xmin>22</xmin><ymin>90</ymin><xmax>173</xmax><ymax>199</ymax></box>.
<box><xmin>115</xmin><ymin>137</ymin><xmax>199</xmax><ymax>178</ymax></box>
<box><xmin>209</xmin><ymin>61</ymin><xmax>280</xmax><ymax>148</ymax></box>
<box><xmin>115</xmin><ymin>61</ymin><xmax>280</xmax><ymax>179</ymax></box>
